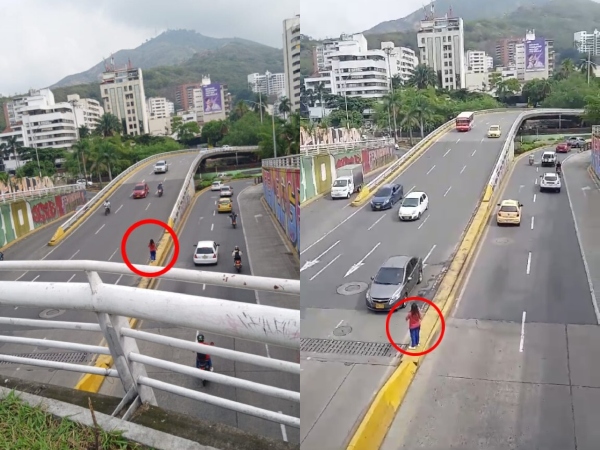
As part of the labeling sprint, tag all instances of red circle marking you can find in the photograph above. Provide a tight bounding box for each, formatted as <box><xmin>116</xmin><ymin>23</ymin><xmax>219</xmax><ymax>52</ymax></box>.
<box><xmin>385</xmin><ymin>296</ymin><xmax>445</xmax><ymax>357</ymax></box>
<box><xmin>120</xmin><ymin>219</ymin><xmax>179</xmax><ymax>277</ymax></box>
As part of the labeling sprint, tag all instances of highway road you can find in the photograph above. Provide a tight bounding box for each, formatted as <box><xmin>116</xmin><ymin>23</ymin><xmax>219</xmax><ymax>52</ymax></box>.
<box><xmin>99</xmin><ymin>180</ymin><xmax>300</xmax><ymax>444</ymax></box>
<box><xmin>381</xmin><ymin>148</ymin><xmax>599</xmax><ymax>449</ymax></box>
<box><xmin>300</xmin><ymin>111</ymin><xmax>523</xmax><ymax>449</ymax></box>
<box><xmin>0</xmin><ymin>152</ymin><xmax>198</xmax><ymax>387</ymax></box>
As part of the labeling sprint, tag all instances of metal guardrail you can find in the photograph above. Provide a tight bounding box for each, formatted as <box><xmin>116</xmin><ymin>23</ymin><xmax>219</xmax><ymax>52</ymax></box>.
<box><xmin>262</xmin><ymin>155</ymin><xmax>300</xmax><ymax>168</ymax></box>
<box><xmin>0</xmin><ymin>260</ymin><xmax>300</xmax><ymax>428</ymax></box>
<box><xmin>0</xmin><ymin>184</ymin><xmax>85</xmax><ymax>203</ymax></box>
<box><xmin>300</xmin><ymin>138</ymin><xmax>394</xmax><ymax>156</ymax></box>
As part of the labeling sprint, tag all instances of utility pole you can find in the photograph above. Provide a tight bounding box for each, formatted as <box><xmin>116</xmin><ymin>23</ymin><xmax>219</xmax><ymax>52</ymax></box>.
<box><xmin>383</xmin><ymin>47</ymin><xmax>398</xmax><ymax>141</ymax></box>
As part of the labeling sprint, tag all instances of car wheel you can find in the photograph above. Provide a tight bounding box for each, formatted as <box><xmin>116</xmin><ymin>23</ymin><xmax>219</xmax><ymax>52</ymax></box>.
<box><xmin>557</xmin><ymin>188</ymin><xmax>561</xmax><ymax>193</ymax></box>
<box><xmin>400</xmin><ymin>295</ymin><xmax>408</xmax><ymax>308</ymax></box>
<box><xmin>516</xmin><ymin>221</ymin><xmax>521</xmax><ymax>227</ymax></box>
<box><xmin>418</xmin><ymin>211</ymin><xmax>422</xmax><ymax>219</ymax></box>
<box><xmin>417</xmin><ymin>269</ymin><xmax>423</xmax><ymax>284</ymax></box>
<box><xmin>346</xmin><ymin>193</ymin><xmax>350</xmax><ymax>199</ymax></box>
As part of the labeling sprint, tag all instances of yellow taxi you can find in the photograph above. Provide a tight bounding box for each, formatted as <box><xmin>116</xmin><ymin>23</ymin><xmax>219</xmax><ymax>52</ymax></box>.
<box><xmin>487</xmin><ymin>125</ymin><xmax>501</xmax><ymax>138</ymax></box>
<box><xmin>217</xmin><ymin>197</ymin><xmax>232</xmax><ymax>213</ymax></box>
<box><xmin>496</xmin><ymin>199</ymin><xmax>522</xmax><ymax>226</ymax></box>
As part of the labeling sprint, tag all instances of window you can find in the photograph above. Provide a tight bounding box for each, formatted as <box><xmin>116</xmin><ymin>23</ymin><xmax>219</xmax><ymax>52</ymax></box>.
<box><xmin>405</xmin><ymin>260</ymin><xmax>415</xmax><ymax>280</ymax></box>
<box><xmin>374</xmin><ymin>267</ymin><xmax>404</xmax><ymax>285</ymax></box>
<box><xmin>195</xmin><ymin>247</ymin><xmax>214</xmax><ymax>255</ymax></box>
<box><xmin>500</xmin><ymin>205</ymin><xmax>518</xmax><ymax>213</ymax></box>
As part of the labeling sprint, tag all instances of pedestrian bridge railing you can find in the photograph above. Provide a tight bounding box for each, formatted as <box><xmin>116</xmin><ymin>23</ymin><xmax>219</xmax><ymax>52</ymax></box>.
<box><xmin>0</xmin><ymin>260</ymin><xmax>300</xmax><ymax>428</ymax></box>
<box><xmin>0</xmin><ymin>184</ymin><xmax>85</xmax><ymax>203</ymax></box>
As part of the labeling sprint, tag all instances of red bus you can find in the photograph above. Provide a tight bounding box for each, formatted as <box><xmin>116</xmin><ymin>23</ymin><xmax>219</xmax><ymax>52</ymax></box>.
<box><xmin>455</xmin><ymin>111</ymin><xmax>475</xmax><ymax>131</ymax></box>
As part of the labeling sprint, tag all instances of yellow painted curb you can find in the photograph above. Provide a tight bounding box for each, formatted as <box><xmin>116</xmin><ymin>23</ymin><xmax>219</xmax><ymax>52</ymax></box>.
<box><xmin>0</xmin><ymin>210</ymin><xmax>74</xmax><ymax>252</ymax></box>
<box><xmin>588</xmin><ymin>165</ymin><xmax>600</xmax><ymax>188</ymax></box>
<box><xmin>74</xmin><ymin>185</ymin><xmax>209</xmax><ymax>393</ymax></box>
<box><xmin>49</xmin><ymin>152</ymin><xmax>194</xmax><ymax>246</ymax></box>
<box><xmin>260</xmin><ymin>196</ymin><xmax>299</xmax><ymax>262</ymax></box>
<box><xmin>347</xmin><ymin>143</ymin><xmax>524</xmax><ymax>450</ymax></box>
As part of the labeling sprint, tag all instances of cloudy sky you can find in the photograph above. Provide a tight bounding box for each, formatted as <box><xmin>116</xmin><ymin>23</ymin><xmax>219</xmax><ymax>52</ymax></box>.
<box><xmin>302</xmin><ymin>0</ymin><xmax>423</xmax><ymax>40</ymax></box>
<box><xmin>0</xmin><ymin>0</ymin><xmax>298</xmax><ymax>96</ymax></box>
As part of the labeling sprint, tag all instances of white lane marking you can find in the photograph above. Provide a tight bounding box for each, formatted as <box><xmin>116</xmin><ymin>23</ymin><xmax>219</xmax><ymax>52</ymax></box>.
<box><xmin>471</xmin><ymin>149</ymin><xmax>477</xmax><ymax>157</ymax></box>
<box><xmin>418</xmin><ymin>215</ymin><xmax>430</xmax><ymax>230</ymax></box>
<box><xmin>310</xmin><ymin>254</ymin><xmax>341</xmax><ymax>281</ymax></box>
<box><xmin>535</xmin><ymin>178</ymin><xmax>538</xmax><ymax>185</ymax></box>
<box><xmin>67</xmin><ymin>274</ymin><xmax>76</xmax><ymax>283</ymax></box>
<box><xmin>582</xmin><ymin>186</ymin><xmax>591</xmax><ymax>196</ymax></box>
<box><xmin>536</xmin><ymin>166</ymin><xmax>539</xmax><ymax>172</ymax></box>
<box><xmin>345</xmin><ymin>242</ymin><xmax>381</xmax><ymax>277</ymax></box>
<box><xmin>519</xmin><ymin>311</ymin><xmax>526</xmax><ymax>353</ymax></box>
<box><xmin>480</xmin><ymin>138</ymin><xmax>484</xmax><ymax>143</ymax></box>
<box><xmin>109</xmin><ymin>248</ymin><xmax>119</xmax><ymax>261</ymax></box>
<box><xmin>214</xmin><ymin>200</ymin><xmax>217</xmax><ymax>205</ymax></box>
<box><xmin>518</xmin><ymin>185</ymin><xmax>524</xmax><ymax>192</ymax></box>
<box><xmin>301</xmin><ymin>205</ymin><xmax>366</xmax><ymax>255</ymax></box>
<box><xmin>426</xmin><ymin>165</ymin><xmax>436</xmax><ymax>175</ymax></box>
<box><xmin>254</xmin><ymin>214</ymin><xmax>263</xmax><ymax>222</ymax></box>
<box><xmin>456</xmin><ymin>138</ymin><xmax>460</xmax><ymax>143</ymax></box>
<box><xmin>531</xmin><ymin>216</ymin><xmax>535</xmax><ymax>230</ymax></box>
<box><xmin>115</xmin><ymin>274</ymin><xmax>123</xmax><ymax>285</ymax></box>
<box><xmin>406</xmin><ymin>185</ymin><xmax>416</xmax><ymax>196</ymax></box>
<box><xmin>69</xmin><ymin>250</ymin><xmax>80</xmax><ymax>260</ymax></box>
<box><xmin>115</xmin><ymin>204</ymin><xmax>123</xmax><ymax>214</ymax></box>
<box><xmin>145</xmin><ymin>203</ymin><xmax>151</xmax><ymax>211</ymax></box>
<box><xmin>460</xmin><ymin>165</ymin><xmax>467</xmax><ymax>174</ymax></box>
<box><xmin>444</xmin><ymin>186</ymin><xmax>452</xmax><ymax>197</ymax></box>
<box><xmin>533</xmin><ymin>194</ymin><xmax>537</xmax><ymax>203</ymax></box>
<box><xmin>95</xmin><ymin>224</ymin><xmax>105</xmax><ymax>235</ymax></box>
<box><xmin>423</xmin><ymin>244</ymin><xmax>436</xmax><ymax>266</ymax></box>
<box><xmin>32</xmin><ymin>275</ymin><xmax>39</xmax><ymax>282</ymax></box>
<box><xmin>279</xmin><ymin>411</ymin><xmax>288</xmax><ymax>442</ymax></box>
<box><xmin>211</xmin><ymin>223</ymin><xmax>214</xmax><ymax>231</ymax></box>
<box><xmin>199</xmin><ymin>216</ymin><xmax>203</xmax><ymax>223</ymax></box>
<box><xmin>368</xmin><ymin>215</ymin><xmax>386</xmax><ymax>231</ymax></box>
<box><xmin>526</xmin><ymin>252</ymin><xmax>532</xmax><ymax>275</ymax></box>
<box><xmin>443</xmin><ymin>148</ymin><xmax>451</xmax><ymax>157</ymax></box>
<box><xmin>213</xmin><ymin>210</ymin><xmax>216</xmax><ymax>216</ymax></box>
<box><xmin>202</xmin><ymin>284</ymin><xmax>206</xmax><ymax>290</ymax></box>
<box><xmin>301</xmin><ymin>240</ymin><xmax>340</xmax><ymax>272</ymax></box>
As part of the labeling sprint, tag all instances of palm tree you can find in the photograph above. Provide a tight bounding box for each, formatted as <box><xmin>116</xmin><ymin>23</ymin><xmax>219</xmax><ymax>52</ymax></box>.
<box><xmin>232</xmin><ymin>101</ymin><xmax>249</xmax><ymax>120</ymax></box>
<box><xmin>559</xmin><ymin>59</ymin><xmax>576</xmax><ymax>79</ymax></box>
<box><xmin>407</xmin><ymin>64</ymin><xmax>438</xmax><ymax>90</ymax></box>
<box><xmin>405</xmin><ymin>90</ymin><xmax>434</xmax><ymax>138</ymax></box>
<box><xmin>278</xmin><ymin>97</ymin><xmax>291</xmax><ymax>120</ymax></box>
<box><xmin>578</xmin><ymin>54</ymin><xmax>597</xmax><ymax>81</ymax></box>
<box><xmin>71</xmin><ymin>140</ymin><xmax>90</xmax><ymax>180</ymax></box>
<box><xmin>90</xmin><ymin>140</ymin><xmax>119</xmax><ymax>181</ymax></box>
<box><xmin>97</xmin><ymin>113</ymin><xmax>122</xmax><ymax>137</ymax></box>
<box><xmin>78</xmin><ymin>125</ymin><xmax>91</xmax><ymax>140</ymax></box>
<box><xmin>2</xmin><ymin>136</ymin><xmax>22</xmax><ymax>168</ymax></box>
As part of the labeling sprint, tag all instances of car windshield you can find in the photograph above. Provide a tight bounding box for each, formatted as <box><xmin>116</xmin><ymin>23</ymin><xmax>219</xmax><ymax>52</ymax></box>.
<box><xmin>222</xmin><ymin>187</ymin><xmax>230</xmax><ymax>191</ymax></box>
<box><xmin>212</xmin><ymin>182</ymin><xmax>220</xmax><ymax>186</ymax></box>
<box><xmin>195</xmin><ymin>247</ymin><xmax>213</xmax><ymax>255</ymax></box>
<box><xmin>375</xmin><ymin>187</ymin><xmax>391</xmax><ymax>197</ymax></box>
<box><xmin>156</xmin><ymin>162</ymin><xmax>165</xmax><ymax>166</ymax></box>
<box><xmin>500</xmin><ymin>205</ymin><xmax>518</xmax><ymax>213</ymax></box>
<box><xmin>134</xmin><ymin>185</ymin><xmax>145</xmax><ymax>191</ymax></box>
<box><xmin>490</xmin><ymin>126</ymin><xmax>499</xmax><ymax>130</ymax></box>
<box><xmin>402</xmin><ymin>197</ymin><xmax>419</xmax><ymax>207</ymax></box>
<box><xmin>374</xmin><ymin>267</ymin><xmax>404</xmax><ymax>285</ymax></box>
<box><xmin>219</xmin><ymin>199</ymin><xmax>230</xmax><ymax>204</ymax></box>
<box><xmin>543</xmin><ymin>153</ymin><xmax>554</xmax><ymax>158</ymax></box>
<box><xmin>544</xmin><ymin>174</ymin><xmax>558</xmax><ymax>181</ymax></box>
<box><xmin>333</xmin><ymin>179</ymin><xmax>347</xmax><ymax>187</ymax></box>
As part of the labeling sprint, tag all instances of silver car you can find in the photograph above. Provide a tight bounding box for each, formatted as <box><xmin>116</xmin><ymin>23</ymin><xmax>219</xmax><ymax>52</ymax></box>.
<box><xmin>539</xmin><ymin>172</ymin><xmax>561</xmax><ymax>193</ymax></box>
<box><xmin>365</xmin><ymin>255</ymin><xmax>423</xmax><ymax>312</ymax></box>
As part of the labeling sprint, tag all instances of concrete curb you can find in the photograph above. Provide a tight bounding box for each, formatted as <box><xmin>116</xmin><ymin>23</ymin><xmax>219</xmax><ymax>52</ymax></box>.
<box><xmin>0</xmin><ymin>386</ymin><xmax>218</xmax><ymax>450</ymax></box>
<box><xmin>260</xmin><ymin>195</ymin><xmax>300</xmax><ymax>262</ymax></box>
<box><xmin>74</xmin><ymin>185</ymin><xmax>211</xmax><ymax>393</ymax></box>
<box><xmin>346</xmin><ymin>143</ymin><xmax>525</xmax><ymax>450</ymax></box>
<box><xmin>588</xmin><ymin>164</ymin><xmax>600</xmax><ymax>188</ymax></box>
<box><xmin>0</xmin><ymin>210</ymin><xmax>75</xmax><ymax>252</ymax></box>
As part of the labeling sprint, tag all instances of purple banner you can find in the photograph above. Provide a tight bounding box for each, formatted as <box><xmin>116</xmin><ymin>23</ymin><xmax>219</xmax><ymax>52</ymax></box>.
<box><xmin>202</xmin><ymin>83</ymin><xmax>223</xmax><ymax>115</ymax></box>
<box><xmin>525</xmin><ymin>38</ymin><xmax>546</xmax><ymax>72</ymax></box>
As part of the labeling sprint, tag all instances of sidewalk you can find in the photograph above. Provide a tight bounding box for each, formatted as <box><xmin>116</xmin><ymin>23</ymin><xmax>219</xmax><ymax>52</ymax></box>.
<box><xmin>564</xmin><ymin>151</ymin><xmax>600</xmax><ymax>314</ymax></box>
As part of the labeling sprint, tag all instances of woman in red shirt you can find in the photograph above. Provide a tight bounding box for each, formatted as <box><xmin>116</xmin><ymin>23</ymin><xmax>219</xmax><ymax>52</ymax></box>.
<box><xmin>148</xmin><ymin>239</ymin><xmax>157</xmax><ymax>262</ymax></box>
<box><xmin>406</xmin><ymin>302</ymin><xmax>421</xmax><ymax>349</ymax></box>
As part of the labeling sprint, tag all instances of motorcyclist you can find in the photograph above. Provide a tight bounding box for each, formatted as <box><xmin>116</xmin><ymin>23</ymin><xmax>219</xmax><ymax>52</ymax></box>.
<box><xmin>556</xmin><ymin>160</ymin><xmax>562</xmax><ymax>174</ymax></box>
<box><xmin>529</xmin><ymin>154</ymin><xmax>534</xmax><ymax>163</ymax></box>
<box><xmin>195</xmin><ymin>334</ymin><xmax>213</xmax><ymax>371</ymax></box>
<box><xmin>229</xmin><ymin>210</ymin><xmax>238</xmax><ymax>224</ymax></box>
<box><xmin>103</xmin><ymin>200</ymin><xmax>111</xmax><ymax>210</ymax></box>
<box><xmin>232</xmin><ymin>246</ymin><xmax>243</xmax><ymax>263</ymax></box>
<box><xmin>157</xmin><ymin>182</ymin><xmax>163</xmax><ymax>193</ymax></box>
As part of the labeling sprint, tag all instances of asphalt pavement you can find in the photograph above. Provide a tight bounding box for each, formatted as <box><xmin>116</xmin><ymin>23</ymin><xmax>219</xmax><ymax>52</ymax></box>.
<box><xmin>381</xmin><ymin>149</ymin><xmax>600</xmax><ymax>449</ymax></box>
<box><xmin>0</xmin><ymin>153</ymin><xmax>198</xmax><ymax>388</ymax></box>
<box><xmin>299</xmin><ymin>111</ymin><xmax>523</xmax><ymax>449</ymax></box>
<box><xmin>99</xmin><ymin>181</ymin><xmax>300</xmax><ymax>444</ymax></box>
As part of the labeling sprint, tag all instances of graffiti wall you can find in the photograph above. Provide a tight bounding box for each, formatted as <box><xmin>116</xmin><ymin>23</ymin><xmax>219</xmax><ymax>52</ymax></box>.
<box><xmin>0</xmin><ymin>176</ymin><xmax>54</xmax><ymax>194</ymax></box>
<box><xmin>592</xmin><ymin>126</ymin><xmax>600</xmax><ymax>178</ymax></box>
<box><xmin>300</xmin><ymin>145</ymin><xmax>395</xmax><ymax>203</ymax></box>
<box><xmin>0</xmin><ymin>190</ymin><xmax>85</xmax><ymax>248</ymax></box>
<box><xmin>300</xmin><ymin>126</ymin><xmax>363</xmax><ymax>146</ymax></box>
<box><xmin>262</xmin><ymin>167</ymin><xmax>300</xmax><ymax>254</ymax></box>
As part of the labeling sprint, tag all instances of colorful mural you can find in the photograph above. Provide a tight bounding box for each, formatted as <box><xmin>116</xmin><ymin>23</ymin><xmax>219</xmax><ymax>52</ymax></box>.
<box><xmin>362</xmin><ymin>147</ymin><xmax>395</xmax><ymax>173</ymax></box>
<box><xmin>592</xmin><ymin>125</ymin><xmax>600</xmax><ymax>178</ymax></box>
<box><xmin>300</xmin><ymin>157</ymin><xmax>316</xmax><ymax>204</ymax></box>
<box><xmin>0</xmin><ymin>176</ymin><xmax>54</xmax><ymax>195</ymax></box>
<box><xmin>0</xmin><ymin>190</ymin><xmax>86</xmax><ymax>248</ymax></box>
<box><xmin>262</xmin><ymin>167</ymin><xmax>300</xmax><ymax>254</ymax></box>
<box><xmin>300</xmin><ymin>126</ymin><xmax>363</xmax><ymax>146</ymax></box>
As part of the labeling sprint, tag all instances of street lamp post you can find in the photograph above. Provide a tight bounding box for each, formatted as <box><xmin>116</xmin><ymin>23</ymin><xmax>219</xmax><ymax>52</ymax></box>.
<box><xmin>384</xmin><ymin>47</ymin><xmax>398</xmax><ymax>141</ymax></box>
<box><xmin>245</xmin><ymin>100</ymin><xmax>277</xmax><ymax>157</ymax></box>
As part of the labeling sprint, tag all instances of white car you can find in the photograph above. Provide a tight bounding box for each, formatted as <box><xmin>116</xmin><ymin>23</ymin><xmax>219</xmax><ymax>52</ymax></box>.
<box><xmin>76</xmin><ymin>179</ymin><xmax>93</xmax><ymax>186</ymax></box>
<box><xmin>398</xmin><ymin>191</ymin><xmax>429</xmax><ymax>221</ymax></box>
<box><xmin>154</xmin><ymin>160</ymin><xmax>168</xmax><ymax>174</ymax></box>
<box><xmin>211</xmin><ymin>181</ymin><xmax>223</xmax><ymax>191</ymax></box>
<box><xmin>193</xmin><ymin>240</ymin><xmax>220</xmax><ymax>266</ymax></box>
<box><xmin>220</xmin><ymin>186</ymin><xmax>233</xmax><ymax>197</ymax></box>
<box><xmin>539</xmin><ymin>172</ymin><xmax>561</xmax><ymax>193</ymax></box>
<box><xmin>541</xmin><ymin>151</ymin><xmax>557</xmax><ymax>167</ymax></box>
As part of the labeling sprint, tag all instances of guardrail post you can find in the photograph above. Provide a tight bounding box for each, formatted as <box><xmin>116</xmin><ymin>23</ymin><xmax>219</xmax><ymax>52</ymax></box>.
<box><xmin>86</xmin><ymin>271</ymin><xmax>157</xmax><ymax>406</ymax></box>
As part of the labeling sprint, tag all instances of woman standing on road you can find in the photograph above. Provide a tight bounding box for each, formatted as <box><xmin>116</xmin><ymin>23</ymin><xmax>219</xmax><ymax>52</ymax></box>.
<box><xmin>148</xmin><ymin>239</ymin><xmax>157</xmax><ymax>262</ymax></box>
<box><xmin>406</xmin><ymin>303</ymin><xmax>422</xmax><ymax>350</ymax></box>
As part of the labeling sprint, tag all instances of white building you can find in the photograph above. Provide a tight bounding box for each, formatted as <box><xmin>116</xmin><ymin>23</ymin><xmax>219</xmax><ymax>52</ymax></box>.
<box><xmin>146</xmin><ymin>97</ymin><xmax>174</xmax><ymax>119</ymax></box>
<box><xmin>283</xmin><ymin>15</ymin><xmax>301</xmax><ymax>112</ymax></box>
<box><xmin>574</xmin><ymin>29</ymin><xmax>600</xmax><ymax>56</ymax></box>
<box><xmin>466</xmin><ymin>50</ymin><xmax>493</xmax><ymax>73</ymax></box>
<box><xmin>67</xmin><ymin>94</ymin><xmax>104</xmax><ymax>132</ymax></box>
<box><xmin>247</xmin><ymin>71</ymin><xmax>286</xmax><ymax>97</ymax></box>
<box><xmin>303</xmin><ymin>74</ymin><xmax>333</xmax><ymax>95</ymax></box>
<box><xmin>330</xmin><ymin>49</ymin><xmax>389</xmax><ymax>99</ymax></box>
<box><xmin>314</xmin><ymin>33</ymin><xmax>368</xmax><ymax>73</ymax></box>
<box><xmin>417</xmin><ymin>16</ymin><xmax>466</xmax><ymax>90</ymax></box>
<box><xmin>148</xmin><ymin>117</ymin><xmax>172</xmax><ymax>136</ymax></box>
<box><xmin>380</xmin><ymin>42</ymin><xmax>418</xmax><ymax>82</ymax></box>
<box><xmin>100</xmin><ymin>67</ymin><xmax>149</xmax><ymax>136</ymax></box>
<box><xmin>514</xmin><ymin>30</ymin><xmax>555</xmax><ymax>82</ymax></box>
<box><xmin>2</xmin><ymin>88</ymin><xmax>56</xmax><ymax>132</ymax></box>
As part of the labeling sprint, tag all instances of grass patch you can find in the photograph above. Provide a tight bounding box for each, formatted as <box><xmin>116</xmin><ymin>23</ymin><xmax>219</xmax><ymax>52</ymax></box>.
<box><xmin>0</xmin><ymin>391</ymin><xmax>153</xmax><ymax>449</ymax></box>
<box><xmin>516</xmin><ymin>141</ymin><xmax>554</xmax><ymax>155</ymax></box>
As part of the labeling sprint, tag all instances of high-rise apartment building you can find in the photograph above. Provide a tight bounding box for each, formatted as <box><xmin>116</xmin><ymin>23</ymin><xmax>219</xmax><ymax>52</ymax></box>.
<box><xmin>495</xmin><ymin>37</ymin><xmax>522</xmax><ymax>67</ymax></box>
<box><xmin>514</xmin><ymin>30</ymin><xmax>555</xmax><ymax>82</ymax></box>
<box><xmin>380</xmin><ymin>41</ymin><xmax>418</xmax><ymax>82</ymax></box>
<box><xmin>175</xmin><ymin>83</ymin><xmax>202</xmax><ymax>111</ymax></box>
<box><xmin>283</xmin><ymin>15</ymin><xmax>301</xmax><ymax>112</ymax></box>
<box><xmin>417</xmin><ymin>16</ymin><xmax>466</xmax><ymax>90</ymax></box>
<box><xmin>247</xmin><ymin>71</ymin><xmax>286</xmax><ymax>97</ymax></box>
<box><xmin>100</xmin><ymin>67</ymin><xmax>149</xmax><ymax>136</ymax></box>
<box><xmin>313</xmin><ymin>33</ymin><xmax>367</xmax><ymax>73</ymax></box>
<box><xmin>465</xmin><ymin>50</ymin><xmax>493</xmax><ymax>72</ymax></box>
<box><xmin>67</xmin><ymin>94</ymin><xmax>104</xmax><ymax>131</ymax></box>
<box><xmin>146</xmin><ymin>97</ymin><xmax>174</xmax><ymax>119</ymax></box>
<box><xmin>190</xmin><ymin>76</ymin><xmax>232</xmax><ymax>126</ymax></box>
<box><xmin>574</xmin><ymin>30</ymin><xmax>600</xmax><ymax>55</ymax></box>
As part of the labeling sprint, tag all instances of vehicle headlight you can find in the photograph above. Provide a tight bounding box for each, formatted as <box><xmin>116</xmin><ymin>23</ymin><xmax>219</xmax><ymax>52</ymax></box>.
<box><xmin>388</xmin><ymin>292</ymin><xmax>401</xmax><ymax>304</ymax></box>
<box><xmin>383</xmin><ymin>199</ymin><xmax>389</xmax><ymax>204</ymax></box>
<box><xmin>366</xmin><ymin>291</ymin><xmax>371</xmax><ymax>302</ymax></box>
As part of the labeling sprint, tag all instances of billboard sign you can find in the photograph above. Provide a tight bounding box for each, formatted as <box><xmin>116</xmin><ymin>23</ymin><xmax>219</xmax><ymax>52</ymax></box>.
<box><xmin>202</xmin><ymin>84</ymin><xmax>223</xmax><ymax>115</ymax></box>
<box><xmin>525</xmin><ymin>38</ymin><xmax>546</xmax><ymax>72</ymax></box>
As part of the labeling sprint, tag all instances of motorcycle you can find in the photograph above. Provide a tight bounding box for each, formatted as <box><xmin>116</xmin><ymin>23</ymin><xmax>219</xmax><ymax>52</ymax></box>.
<box><xmin>529</xmin><ymin>156</ymin><xmax>534</xmax><ymax>166</ymax></box>
<box><xmin>104</xmin><ymin>206</ymin><xmax>110</xmax><ymax>216</ymax></box>
<box><xmin>157</xmin><ymin>188</ymin><xmax>163</xmax><ymax>197</ymax></box>
<box><xmin>197</xmin><ymin>342</ymin><xmax>214</xmax><ymax>387</ymax></box>
<box><xmin>234</xmin><ymin>259</ymin><xmax>242</xmax><ymax>273</ymax></box>
<box><xmin>231</xmin><ymin>217</ymin><xmax>237</xmax><ymax>229</ymax></box>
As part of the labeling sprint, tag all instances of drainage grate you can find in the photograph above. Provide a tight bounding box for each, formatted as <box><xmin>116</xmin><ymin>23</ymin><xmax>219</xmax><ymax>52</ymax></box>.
<box><xmin>301</xmin><ymin>338</ymin><xmax>405</xmax><ymax>357</ymax></box>
<box><xmin>0</xmin><ymin>352</ymin><xmax>93</xmax><ymax>365</ymax></box>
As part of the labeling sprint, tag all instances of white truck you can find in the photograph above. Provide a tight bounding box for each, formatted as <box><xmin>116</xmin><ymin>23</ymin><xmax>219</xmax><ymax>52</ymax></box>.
<box><xmin>331</xmin><ymin>164</ymin><xmax>364</xmax><ymax>199</ymax></box>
